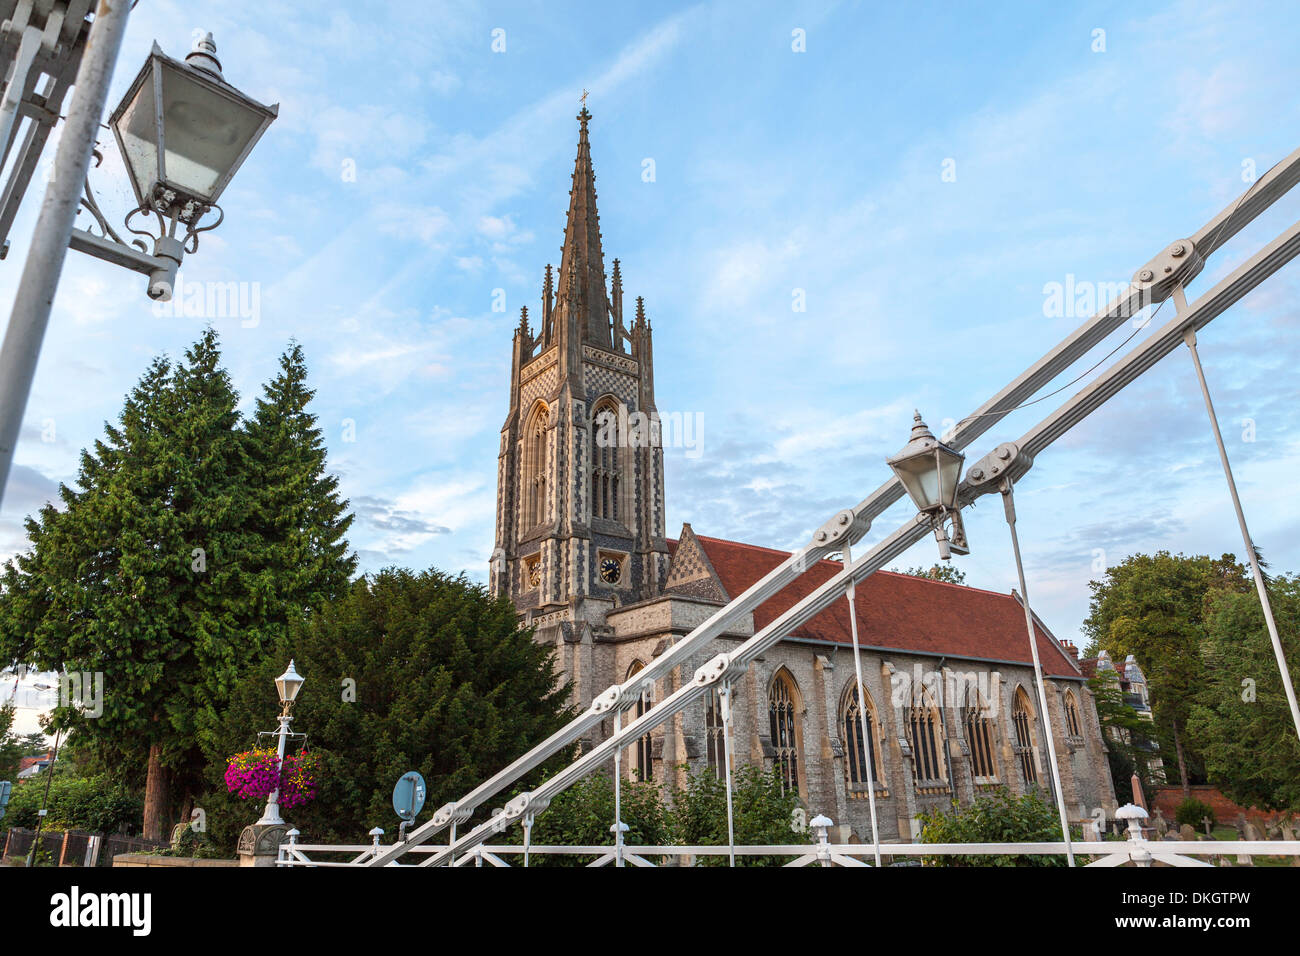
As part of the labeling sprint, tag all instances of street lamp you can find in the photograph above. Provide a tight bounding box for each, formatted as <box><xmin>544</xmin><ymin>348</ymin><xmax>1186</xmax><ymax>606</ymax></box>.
<box><xmin>274</xmin><ymin>659</ymin><xmax>305</xmax><ymax>712</ymax></box>
<box><xmin>111</xmin><ymin>35</ymin><xmax>277</xmax><ymax>219</ymax></box>
<box><xmin>69</xmin><ymin>32</ymin><xmax>278</xmax><ymax>300</ymax></box>
<box><xmin>257</xmin><ymin>659</ymin><xmax>305</xmax><ymax>827</ymax></box>
<box><xmin>887</xmin><ymin>411</ymin><xmax>968</xmax><ymax>559</ymax></box>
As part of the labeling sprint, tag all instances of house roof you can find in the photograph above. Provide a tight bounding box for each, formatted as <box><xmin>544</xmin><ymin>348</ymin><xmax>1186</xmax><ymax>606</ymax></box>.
<box><xmin>666</xmin><ymin>530</ymin><xmax>1082</xmax><ymax>679</ymax></box>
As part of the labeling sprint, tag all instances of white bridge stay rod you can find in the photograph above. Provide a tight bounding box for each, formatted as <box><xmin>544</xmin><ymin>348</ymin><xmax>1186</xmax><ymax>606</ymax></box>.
<box><xmin>366</xmin><ymin>149</ymin><xmax>1300</xmax><ymax>867</ymax></box>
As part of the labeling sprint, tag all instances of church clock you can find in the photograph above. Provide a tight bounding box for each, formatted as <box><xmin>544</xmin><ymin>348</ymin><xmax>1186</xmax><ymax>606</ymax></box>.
<box><xmin>600</xmin><ymin>555</ymin><xmax>622</xmax><ymax>584</ymax></box>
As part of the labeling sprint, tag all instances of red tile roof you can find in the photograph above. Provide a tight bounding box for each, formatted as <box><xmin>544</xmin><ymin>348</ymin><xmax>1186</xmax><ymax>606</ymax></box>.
<box><xmin>685</xmin><ymin>534</ymin><xmax>1082</xmax><ymax>679</ymax></box>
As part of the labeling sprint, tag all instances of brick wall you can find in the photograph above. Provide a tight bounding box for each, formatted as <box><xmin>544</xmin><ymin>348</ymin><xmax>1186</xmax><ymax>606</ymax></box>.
<box><xmin>1151</xmin><ymin>784</ymin><xmax>1289</xmax><ymax>825</ymax></box>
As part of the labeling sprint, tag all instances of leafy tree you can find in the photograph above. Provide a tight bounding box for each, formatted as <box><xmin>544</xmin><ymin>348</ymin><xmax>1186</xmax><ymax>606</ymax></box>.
<box><xmin>669</xmin><ymin>764</ymin><xmax>808</xmax><ymax>865</ymax></box>
<box><xmin>0</xmin><ymin>332</ymin><xmax>354</xmax><ymax>841</ymax></box>
<box><xmin>205</xmin><ymin>568</ymin><xmax>575</xmax><ymax>851</ymax></box>
<box><xmin>917</xmin><ymin>787</ymin><xmax>1076</xmax><ymax>866</ymax></box>
<box><xmin>1186</xmin><ymin>575</ymin><xmax>1300</xmax><ymax>811</ymax></box>
<box><xmin>1082</xmin><ymin>551</ymin><xmax>1250</xmax><ymax>799</ymax></box>
<box><xmin>899</xmin><ymin>564</ymin><xmax>967</xmax><ymax>585</ymax></box>
<box><xmin>1087</xmin><ymin>674</ymin><xmax>1159</xmax><ymax>806</ymax></box>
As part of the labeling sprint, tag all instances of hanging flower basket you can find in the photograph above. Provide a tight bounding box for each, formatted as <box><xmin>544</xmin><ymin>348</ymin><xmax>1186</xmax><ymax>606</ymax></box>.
<box><xmin>225</xmin><ymin>748</ymin><xmax>282</xmax><ymax>801</ymax></box>
<box><xmin>277</xmin><ymin>750</ymin><xmax>320</xmax><ymax>809</ymax></box>
<box><xmin>224</xmin><ymin>747</ymin><xmax>320</xmax><ymax>807</ymax></box>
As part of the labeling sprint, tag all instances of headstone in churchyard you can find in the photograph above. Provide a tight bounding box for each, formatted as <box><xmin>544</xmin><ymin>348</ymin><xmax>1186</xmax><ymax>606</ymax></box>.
<box><xmin>1153</xmin><ymin>811</ymin><xmax>1168</xmax><ymax>837</ymax></box>
<box><xmin>1237</xmin><ymin>820</ymin><xmax>1258</xmax><ymax>865</ymax></box>
<box><xmin>1179</xmin><ymin>823</ymin><xmax>1197</xmax><ymax>842</ymax></box>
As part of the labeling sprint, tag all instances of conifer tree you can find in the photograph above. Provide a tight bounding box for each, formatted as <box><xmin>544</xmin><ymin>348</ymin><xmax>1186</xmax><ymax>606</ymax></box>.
<box><xmin>0</xmin><ymin>331</ymin><xmax>356</xmax><ymax>840</ymax></box>
<box><xmin>240</xmin><ymin>341</ymin><xmax>355</xmax><ymax>638</ymax></box>
<box><xmin>208</xmin><ymin>569</ymin><xmax>573</xmax><ymax>849</ymax></box>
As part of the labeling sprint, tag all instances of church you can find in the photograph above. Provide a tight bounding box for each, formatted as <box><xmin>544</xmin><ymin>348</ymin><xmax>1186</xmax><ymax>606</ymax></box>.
<box><xmin>489</xmin><ymin>108</ymin><xmax>1117</xmax><ymax>842</ymax></box>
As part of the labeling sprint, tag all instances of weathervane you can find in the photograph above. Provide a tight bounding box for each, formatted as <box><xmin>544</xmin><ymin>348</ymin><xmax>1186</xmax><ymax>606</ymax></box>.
<box><xmin>580</xmin><ymin>88</ymin><xmax>590</xmax><ymax>108</ymax></box>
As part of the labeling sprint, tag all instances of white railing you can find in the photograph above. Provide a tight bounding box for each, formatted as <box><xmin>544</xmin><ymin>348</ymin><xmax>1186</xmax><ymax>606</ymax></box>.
<box><xmin>276</xmin><ymin>824</ymin><xmax>1300</xmax><ymax>869</ymax></box>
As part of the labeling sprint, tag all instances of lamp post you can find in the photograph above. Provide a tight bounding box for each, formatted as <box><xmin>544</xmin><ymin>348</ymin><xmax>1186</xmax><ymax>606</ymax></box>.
<box><xmin>256</xmin><ymin>659</ymin><xmax>304</xmax><ymax>827</ymax></box>
<box><xmin>0</xmin><ymin>28</ymin><xmax>277</xmax><ymax>514</ymax></box>
<box><xmin>73</xmin><ymin>33</ymin><xmax>279</xmax><ymax>300</ymax></box>
<box><xmin>887</xmin><ymin>412</ymin><xmax>968</xmax><ymax>560</ymax></box>
<box><xmin>888</xmin><ymin>417</ymin><xmax>1076</xmax><ymax>865</ymax></box>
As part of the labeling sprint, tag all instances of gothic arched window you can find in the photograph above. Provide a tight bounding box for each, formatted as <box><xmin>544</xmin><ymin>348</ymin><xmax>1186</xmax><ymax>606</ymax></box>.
<box><xmin>522</xmin><ymin>403</ymin><xmax>549</xmax><ymax>530</ymax></box>
<box><xmin>841</xmin><ymin>684</ymin><xmax>881</xmax><ymax>791</ymax></box>
<box><xmin>768</xmin><ymin>670</ymin><xmax>803</xmax><ymax>796</ymax></box>
<box><xmin>1064</xmin><ymin>690</ymin><xmax>1082</xmax><ymax>738</ymax></box>
<box><xmin>962</xmin><ymin>686</ymin><xmax>998</xmax><ymax>782</ymax></box>
<box><xmin>626</xmin><ymin>661</ymin><xmax>652</xmax><ymax>782</ymax></box>
<box><xmin>591</xmin><ymin>398</ymin><xmax>621</xmax><ymax>522</ymax></box>
<box><xmin>905</xmin><ymin>690</ymin><xmax>946</xmax><ymax>786</ymax></box>
<box><xmin>705</xmin><ymin>689</ymin><xmax>726</xmax><ymax>779</ymax></box>
<box><xmin>1013</xmin><ymin>687</ymin><xmax>1039</xmax><ymax>786</ymax></box>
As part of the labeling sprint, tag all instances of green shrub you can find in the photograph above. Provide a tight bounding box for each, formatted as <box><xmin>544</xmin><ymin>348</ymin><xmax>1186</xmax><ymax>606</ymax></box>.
<box><xmin>515</xmin><ymin>771</ymin><xmax>670</xmax><ymax>866</ymax></box>
<box><xmin>3</xmin><ymin>770</ymin><xmax>142</xmax><ymax>833</ymax></box>
<box><xmin>669</xmin><ymin>764</ymin><xmax>809</xmax><ymax>866</ymax></box>
<box><xmin>918</xmin><ymin>787</ymin><xmax>1075</xmax><ymax>866</ymax></box>
<box><xmin>501</xmin><ymin>765</ymin><xmax>809</xmax><ymax>866</ymax></box>
<box><xmin>1175</xmin><ymin>797</ymin><xmax>1215</xmax><ymax>830</ymax></box>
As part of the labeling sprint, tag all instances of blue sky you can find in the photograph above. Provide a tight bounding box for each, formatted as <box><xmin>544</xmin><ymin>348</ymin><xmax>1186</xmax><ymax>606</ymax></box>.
<box><xmin>3</xmin><ymin>0</ymin><xmax>1300</xmax><ymax>692</ymax></box>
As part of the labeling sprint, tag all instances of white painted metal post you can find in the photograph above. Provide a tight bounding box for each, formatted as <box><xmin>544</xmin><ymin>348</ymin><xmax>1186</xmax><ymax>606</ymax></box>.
<box><xmin>0</xmin><ymin>25</ymin><xmax>44</xmax><ymax>164</ymax></box>
<box><xmin>999</xmin><ymin>479</ymin><xmax>1075</xmax><ymax>867</ymax></box>
<box><xmin>842</xmin><ymin>543</ymin><xmax>882</xmax><ymax>866</ymax></box>
<box><xmin>1178</xmin><ymin>311</ymin><xmax>1300</xmax><ymax>744</ymax></box>
<box><xmin>611</xmin><ymin>820</ymin><xmax>628</xmax><ymax>868</ymax></box>
<box><xmin>719</xmin><ymin>681</ymin><xmax>737</xmax><ymax>868</ymax></box>
<box><xmin>612</xmin><ymin>708</ymin><xmax>623</xmax><ymax>867</ymax></box>
<box><xmin>256</xmin><ymin>710</ymin><xmax>292</xmax><ymax>826</ymax></box>
<box><xmin>0</xmin><ymin>0</ymin><xmax>132</xmax><ymax>512</ymax></box>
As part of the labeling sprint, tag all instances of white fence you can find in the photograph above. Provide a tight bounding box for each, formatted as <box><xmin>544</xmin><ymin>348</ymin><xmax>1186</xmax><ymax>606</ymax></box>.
<box><xmin>276</xmin><ymin>823</ymin><xmax>1300</xmax><ymax>868</ymax></box>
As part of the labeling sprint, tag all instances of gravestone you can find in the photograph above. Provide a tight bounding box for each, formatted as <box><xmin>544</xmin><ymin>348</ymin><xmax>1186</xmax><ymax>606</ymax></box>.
<box><xmin>1201</xmin><ymin>816</ymin><xmax>1214</xmax><ymax>837</ymax></box>
<box><xmin>1236</xmin><ymin>820</ymin><xmax>1259</xmax><ymax>866</ymax></box>
<box><xmin>1179</xmin><ymin>823</ymin><xmax>1197</xmax><ymax>842</ymax></box>
<box><xmin>1153</xmin><ymin>810</ymin><xmax>1168</xmax><ymax>838</ymax></box>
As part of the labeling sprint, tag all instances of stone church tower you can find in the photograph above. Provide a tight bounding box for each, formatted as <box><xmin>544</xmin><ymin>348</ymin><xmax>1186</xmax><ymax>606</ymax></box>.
<box><xmin>486</xmin><ymin>112</ymin><xmax>1116</xmax><ymax>839</ymax></box>
<box><xmin>490</xmin><ymin>108</ymin><xmax>671</xmax><ymax>711</ymax></box>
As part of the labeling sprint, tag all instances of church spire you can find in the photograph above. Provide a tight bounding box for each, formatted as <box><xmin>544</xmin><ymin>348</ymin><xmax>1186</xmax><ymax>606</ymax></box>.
<box><xmin>556</xmin><ymin>107</ymin><xmax>612</xmax><ymax>349</ymax></box>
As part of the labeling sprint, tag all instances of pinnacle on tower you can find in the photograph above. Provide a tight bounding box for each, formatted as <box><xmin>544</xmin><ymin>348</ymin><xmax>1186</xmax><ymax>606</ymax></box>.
<box><xmin>555</xmin><ymin>107</ymin><xmax>611</xmax><ymax>349</ymax></box>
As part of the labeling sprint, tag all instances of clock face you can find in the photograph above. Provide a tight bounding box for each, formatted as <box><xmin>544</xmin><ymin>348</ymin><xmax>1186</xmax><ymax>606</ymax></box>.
<box><xmin>600</xmin><ymin>557</ymin><xmax>621</xmax><ymax>584</ymax></box>
<box><xmin>527</xmin><ymin>560</ymin><xmax>541</xmax><ymax>588</ymax></box>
